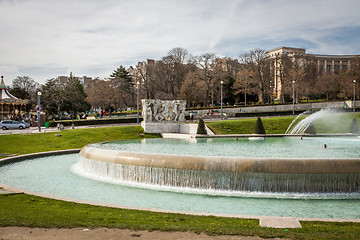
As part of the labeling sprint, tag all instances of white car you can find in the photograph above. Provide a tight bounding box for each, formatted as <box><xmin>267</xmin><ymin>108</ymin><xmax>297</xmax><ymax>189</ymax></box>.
<box><xmin>1</xmin><ymin>120</ymin><xmax>26</xmax><ymax>130</ymax></box>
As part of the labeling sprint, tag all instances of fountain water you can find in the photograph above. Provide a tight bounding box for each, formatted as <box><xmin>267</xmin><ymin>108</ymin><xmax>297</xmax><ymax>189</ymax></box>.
<box><xmin>285</xmin><ymin>108</ymin><xmax>349</xmax><ymax>135</ymax></box>
<box><xmin>285</xmin><ymin>110</ymin><xmax>310</xmax><ymax>134</ymax></box>
<box><xmin>76</xmin><ymin>137</ymin><xmax>360</xmax><ymax>196</ymax></box>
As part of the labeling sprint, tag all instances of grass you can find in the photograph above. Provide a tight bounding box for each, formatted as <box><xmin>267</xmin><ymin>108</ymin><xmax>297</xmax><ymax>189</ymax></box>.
<box><xmin>0</xmin><ymin>124</ymin><xmax>360</xmax><ymax>239</ymax></box>
<box><xmin>207</xmin><ymin>113</ymin><xmax>360</xmax><ymax>135</ymax></box>
<box><xmin>207</xmin><ymin>116</ymin><xmax>297</xmax><ymax>135</ymax></box>
<box><xmin>0</xmin><ymin>126</ymin><xmax>159</xmax><ymax>156</ymax></box>
<box><xmin>0</xmin><ymin>194</ymin><xmax>359</xmax><ymax>239</ymax></box>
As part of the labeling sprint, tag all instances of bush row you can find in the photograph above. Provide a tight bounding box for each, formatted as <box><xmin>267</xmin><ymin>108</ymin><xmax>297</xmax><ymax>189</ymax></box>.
<box><xmin>48</xmin><ymin>117</ymin><xmax>143</xmax><ymax>127</ymax></box>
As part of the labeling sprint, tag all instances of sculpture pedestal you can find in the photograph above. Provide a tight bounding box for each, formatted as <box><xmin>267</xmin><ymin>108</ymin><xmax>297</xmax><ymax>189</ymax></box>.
<box><xmin>141</xmin><ymin>122</ymin><xmax>185</xmax><ymax>134</ymax></box>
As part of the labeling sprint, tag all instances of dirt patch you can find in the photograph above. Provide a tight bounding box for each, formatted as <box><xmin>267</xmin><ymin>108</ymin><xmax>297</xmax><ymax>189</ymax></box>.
<box><xmin>0</xmin><ymin>227</ymin><xmax>269</xmax><ymax>240</ymax></box>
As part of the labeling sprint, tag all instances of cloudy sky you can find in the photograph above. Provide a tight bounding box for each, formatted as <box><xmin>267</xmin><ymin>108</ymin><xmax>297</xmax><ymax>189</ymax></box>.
<box><xmin>1</xmin><ymin>0</ymin><xmax>360</xmax><ymax>84</ymax></box>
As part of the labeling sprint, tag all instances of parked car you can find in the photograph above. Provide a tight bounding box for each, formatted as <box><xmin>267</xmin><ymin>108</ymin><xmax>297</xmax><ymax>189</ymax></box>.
<box><xmin>19</xmin><ymin>121</ymin><xmax>31</xmax><ymax>128</ymax></box>
<box><xmin>1</xmin><ymin>120</ymin><xmax>26</xmax><ymax>130</ymax></box>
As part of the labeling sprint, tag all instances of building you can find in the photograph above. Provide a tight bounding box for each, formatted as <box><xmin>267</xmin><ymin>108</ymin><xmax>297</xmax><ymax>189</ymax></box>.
<box><xmin>55</xmin><ymin>76</ymin><xmax>69</xmax><ymax>84</ymax></box>
<box><xmin>266</xmin><ymin>47</ymin><xmax>360</xmax><ymax>99</ymax></box>
<box><xmin>127</xmin><ymin>59</ymin><xmax>155</xmax><ymax>83</ymax></box>
<box><xmin>53</xmin><ymin>75</ymin><xmax>97</xmax><ymax>88</ymax></box>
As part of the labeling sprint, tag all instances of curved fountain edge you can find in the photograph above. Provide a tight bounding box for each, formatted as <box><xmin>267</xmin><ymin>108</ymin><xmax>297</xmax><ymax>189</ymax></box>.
<box><xmin>0</xmin><ymin>149</ymin><xmax>359</xmax><ymax>225</ymax></box>
<box><xmin>80</xmin><ymin>145</ymin><xmax>360</xmax><ymax>174</ymax></box>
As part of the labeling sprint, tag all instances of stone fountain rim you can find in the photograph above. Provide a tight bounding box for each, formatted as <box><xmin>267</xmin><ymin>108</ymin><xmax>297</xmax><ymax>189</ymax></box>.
<box><xmin>80</xmin><ymin>142</ymin><xmax>360</xmax><ymax>174</ymax></box>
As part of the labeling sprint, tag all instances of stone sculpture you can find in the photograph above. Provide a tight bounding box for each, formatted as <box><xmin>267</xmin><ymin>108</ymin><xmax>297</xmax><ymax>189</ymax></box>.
<box><xmin>141</xmin><ymin>99</ymin><xmax>186</xmax><ymax>123</ymax></box>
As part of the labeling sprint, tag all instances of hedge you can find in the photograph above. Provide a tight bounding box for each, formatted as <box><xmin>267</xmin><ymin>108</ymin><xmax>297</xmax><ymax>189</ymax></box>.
<box><xmin>48</xmin><ymin>117</ymin><xmax>143</xmax><ymax>127</ymax></box>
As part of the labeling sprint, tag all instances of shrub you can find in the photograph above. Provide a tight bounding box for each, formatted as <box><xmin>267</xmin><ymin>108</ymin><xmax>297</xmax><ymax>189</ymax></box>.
<box><xmin>349</xmin><ymin>118</ymin><xmax>359</xmax><ymax>134</ymax></box>
<box><xmin>197</xmin><ymin>118</ymin><xmax>207</xmax><ymax>135</ymax></box>
<box><xmin>304</xmin><ymin>122</ymin><xmax>316</xmax><ymax>135</ymax></box>
<box><xmin>252</xmin><ymin>117</ymin><xmax>266</xmax><ymax>134</ymax></box>
<box><xmin>48</xmin><ymin>117</ymin><xmax>142</xmax><ymax>127</ymax></box>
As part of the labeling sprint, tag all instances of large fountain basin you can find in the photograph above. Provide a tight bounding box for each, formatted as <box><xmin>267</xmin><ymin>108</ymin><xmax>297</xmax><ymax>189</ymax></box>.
<box><xmin>78</xmin><ymin>137</ymin><xmax>360</xmax><ymax>194</ymax></box>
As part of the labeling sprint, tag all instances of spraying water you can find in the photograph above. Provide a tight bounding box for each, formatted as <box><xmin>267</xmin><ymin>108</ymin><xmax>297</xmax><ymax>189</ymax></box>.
<box><xmin>286</xmin><ymin>108</ymin><xmax>339</xmax><ymax>135</ymax></box>
<box><xmin>285</xmin><ymin>110</ymin><xmax>311</xmax><ymax>134</ymax></box>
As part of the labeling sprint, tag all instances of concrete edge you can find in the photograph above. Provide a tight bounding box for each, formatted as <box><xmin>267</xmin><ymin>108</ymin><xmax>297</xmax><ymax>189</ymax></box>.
<box><xmin>0</xmin><ymin>150</ymin><xmax>359</xmax><ymax>229</ymax></box>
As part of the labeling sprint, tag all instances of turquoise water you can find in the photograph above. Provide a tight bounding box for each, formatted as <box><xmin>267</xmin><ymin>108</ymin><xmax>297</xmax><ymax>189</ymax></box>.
<box><xmin>94</xmin><ymin>136</ymin><xmax>360</xmax><ymax>158</ymax></box>
<box><xmin>0</xmin><ymin>153</ymin><xmax>359</xmax><ymax>219</ymax></box>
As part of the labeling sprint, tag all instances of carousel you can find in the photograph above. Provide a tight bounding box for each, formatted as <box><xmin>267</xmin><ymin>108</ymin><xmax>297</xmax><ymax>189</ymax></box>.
<box><xmin>0</xmin><ymin>76</ymin><xmax>29</xmax><ymax>120</ymax></box>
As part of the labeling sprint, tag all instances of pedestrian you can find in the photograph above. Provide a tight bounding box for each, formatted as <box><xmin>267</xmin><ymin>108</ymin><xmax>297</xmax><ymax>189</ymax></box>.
<box><xmin>190</xmin><ymin>112</ymin><xmax>194</xmax><ymax>122</ymax></box>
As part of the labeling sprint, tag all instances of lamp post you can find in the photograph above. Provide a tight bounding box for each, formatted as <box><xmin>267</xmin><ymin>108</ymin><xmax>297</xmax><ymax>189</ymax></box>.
<box><xmin>136</xmin><ymin>81</ymin><xmax>140</xmax><ymax>124</ymax></box>
<box><xmin>292</xmin><ymin>80</ymin><xmax>295</xmax><ymax>115</ymax></box>
<box><xmin>37</xmin><ymin>91</ymin><xmax>42</xmax><ymax>132</ymax></box>
<box><xmin>220</xmin><ymin>80</ymin><xmax>224</xmax><ymax>120</ymax></box>
<box><xmin>353</xmin><ymin>80</ymin><xmax>356</xmax><ymax>112</ymax></box>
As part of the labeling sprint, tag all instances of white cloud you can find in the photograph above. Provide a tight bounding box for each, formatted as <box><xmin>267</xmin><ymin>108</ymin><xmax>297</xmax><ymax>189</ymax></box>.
<box><xmin>0</xmin><ymin>0</ymin><xmax>360</xmax><ymax>84</ymax></box>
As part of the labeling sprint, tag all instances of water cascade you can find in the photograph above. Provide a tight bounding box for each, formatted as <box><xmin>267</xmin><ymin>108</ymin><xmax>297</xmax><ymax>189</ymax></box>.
<box><xmin>77</xmin><ymin>143</ymin><xmax>360</xmax><ymax>195</ymax></box>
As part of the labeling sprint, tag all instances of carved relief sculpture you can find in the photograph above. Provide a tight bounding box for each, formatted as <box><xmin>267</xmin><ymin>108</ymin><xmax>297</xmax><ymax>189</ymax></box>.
<box><xmin>141</xmin><ymin>99</ymin><xmax>186</xmax><ymax>122</ymax></box>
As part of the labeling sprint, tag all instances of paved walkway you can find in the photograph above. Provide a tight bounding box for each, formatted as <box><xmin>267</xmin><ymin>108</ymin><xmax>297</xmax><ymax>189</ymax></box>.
<box><xmin>0</xmin><ymin>122</ymin><xmax>140</xmax><ymax>135</ymax></box>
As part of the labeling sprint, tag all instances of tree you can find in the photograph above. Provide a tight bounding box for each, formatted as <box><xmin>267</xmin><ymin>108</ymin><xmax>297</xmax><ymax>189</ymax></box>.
<box><xmin>233</xmin><ymin>68</ymin><xmax>257</xmax><ymax>105</ymax></box>
<box><xmin>313</xmin><ymin>74</ymin><xmax>338</xmax><ymax>100</ymax></box>
<box><xmin>9</xmin><ymin>76</ymin><xmax>38</xmax><ymax>109</ymax></box>
<box><xmin>64</xmin><ymin>72</ymin><xmax>90</xmax><ymax>113</ymax></box>
<box><xmin>85</xmin><ymin>79</ymin><xmax>112</xmax><ymax>110</ymax></box>
<box><xmin>110</xmin><ymin>65</ymin><xmax>132</xmax><ymax>82</ymax></box>
<box><xmin>110</xmin><ymin>65</ymin><xmax>135</xmax><ymax>109</ymax></box>
<box><xmin>11</xmin><ymin>76</ymin><xmax>37</xmax><ymax>94</ymax></box>
<box><xmin>193</xmin><ymin>53</ymin><xmax>216</xmax><ymax>106</ymax></box>
<box><xmin>148</xmin><ymin>48</ymin><xmax>193</xmax><ymax>100</ymax></box>
<box><xmin>239</xmin><ymin>49</ymin><xmax>271</xmax><ymax>104</ymax></box>
<box><xmin>41</xmin><ymin>79</ymin><xmax>68</xmax><ymax>115</ymax></box>
<box><xmin>179</xmin><ymin>71</ymin><xmax>206</xmax><ymax>107</ymax></box>
<box><xmin>132</xmin><ymin>61</ymin><xmax>157</xmax><ymax>100</ymax></box>
<box><xmin>41</xmin><ymin>73</ymin><xmax>90</xmax><ymax>116</ymax></box>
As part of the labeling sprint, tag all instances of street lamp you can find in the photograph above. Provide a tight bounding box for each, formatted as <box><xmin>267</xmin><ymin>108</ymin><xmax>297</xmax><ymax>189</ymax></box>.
<box><xmin>136</xmin><ymin>81</ymin><xmax>140</xmax><ymax>124</ymax></box>
<box><xmin>353</xmin><ymin>80</ymin><xmax>356</xmax><ymax>112</ymax></box>
<box><xmin>220</xmin><ymin>80</ymin><xmax>224</xmax><ymax>120</ymax></box>
<box><xmin>292</xmin><ymin>80</ymin><xmax>295</xmax><ymax>115</ymax></box>
<box><xmin>37</xmin><ymin>91</ymin><xmax>42</xmax><ymax>132</ymax></box>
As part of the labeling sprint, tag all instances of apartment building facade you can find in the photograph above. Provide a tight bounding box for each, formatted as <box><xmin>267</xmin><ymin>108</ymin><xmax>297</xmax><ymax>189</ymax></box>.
<box><xmin>266</xmin><ymin>47</ymin><xmax>360</xmax><ymax>99</ymax></box>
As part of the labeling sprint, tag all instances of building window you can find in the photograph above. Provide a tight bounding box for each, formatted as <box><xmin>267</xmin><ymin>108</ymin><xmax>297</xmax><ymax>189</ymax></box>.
<box><xmin>326</xmin><ymin>65</ymin><xmax>331</xmax><ymax>72</ymax></box>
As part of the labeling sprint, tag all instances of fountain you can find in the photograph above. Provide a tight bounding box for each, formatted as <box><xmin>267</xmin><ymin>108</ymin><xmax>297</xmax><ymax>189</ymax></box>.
<box><xmin>77</xmin><ymin>137</ymin><xmax>360</xmax><ymax>195</ymax></box>
<box><xmin>0</xmin><ymin>107</ymin><xmax>360</xmax><ymax>219</ymax></box>
<box><xmin>286</xmin><ymin>108</ymin><xmax>359</xmax><ymax>135</ymax></box>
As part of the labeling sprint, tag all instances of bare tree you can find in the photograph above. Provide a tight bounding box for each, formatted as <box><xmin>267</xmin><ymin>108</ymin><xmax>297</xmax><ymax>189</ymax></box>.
<box><xmin>313</xmin><ymin>74</ymin><xmax>338</xmax><ymax>100</ymax></box>
<box><xmin>12</xmin><ymin>76</ymin><xmax>37</xmax><ymax>92</ymax></box>
<box><xmin>179</xmin><ymin>71</ymin><xmax>206</xmax><ymax>107</ymax></box>
<box><xmin>239</xmin><ymin>49</ymin><xmax>271</xmax><ymax>104</ymax></box>
<box><xmin>85</xmin><ymin>79</ymin><xmax>112</xmax><ymax>110</ymax></box>
<box><xmin>151</xmin><ymin>48</ymin><xmax>192</xmax><ymax>99</ymax></box>
<box><xmin>233</xmin><ymin>69</ymin><xmax>257</xmax><ymax>105</ymax></box>
<box><xmin>193</xmin><ymin>53</ymin><xmax>216</xmax><ymax>106</ymax></box>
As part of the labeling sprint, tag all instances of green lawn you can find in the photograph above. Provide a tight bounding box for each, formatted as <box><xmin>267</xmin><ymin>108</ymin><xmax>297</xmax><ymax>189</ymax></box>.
<box><xmin>1</xmin><ymin>194</ymin><xmax>359</xmax><ymax>239</ymax></box>
<box><xmin>207</xmin><ymin>116</ymin><xmax>299</xmax><ymax>134</ymax></box>
<box><xmin>207</xmin><ymin>113</ymin><xmax>360</xmax><ymax>135</ymax></box>
<box><xmin>0</xmin><ymin>124</ymin><xmax>360</xmax><ymax>239</ymax></box>
<box><xmin>0</xmin><ymin>126</ymin><xmax>159</xmax><ymax>156</ymax></box>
